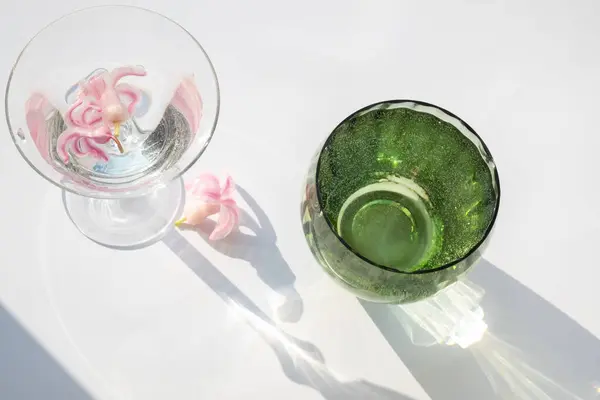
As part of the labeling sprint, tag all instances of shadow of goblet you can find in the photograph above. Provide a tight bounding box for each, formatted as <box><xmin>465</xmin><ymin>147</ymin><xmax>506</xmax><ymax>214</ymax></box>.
<box><xmin>163</xmin><ymin>230</ymin><xmax>416</xmax><ymax>400</ymax></box>
<box><xmin>361</xmin><ymin>259</ymin><xmax>600</xmax><ymax>399</ymax></box>
<box><xmin>178</xmin><ymin>185</ymin><xmax>304</xmax><ymax>323</ymax></box>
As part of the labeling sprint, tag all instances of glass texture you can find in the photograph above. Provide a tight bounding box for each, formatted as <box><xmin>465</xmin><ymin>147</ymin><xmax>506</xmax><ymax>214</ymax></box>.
<box><xmin>302</xmin><ymin>100</ymin><xmax>500</xmax><ymax>303</ymax></box>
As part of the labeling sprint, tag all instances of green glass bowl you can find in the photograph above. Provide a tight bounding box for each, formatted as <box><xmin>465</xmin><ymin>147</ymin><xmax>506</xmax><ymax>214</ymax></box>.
<box><xmin>301</xmin><ymin>100</ymin><xmax>500</xmax><ymax>303</ymax></box>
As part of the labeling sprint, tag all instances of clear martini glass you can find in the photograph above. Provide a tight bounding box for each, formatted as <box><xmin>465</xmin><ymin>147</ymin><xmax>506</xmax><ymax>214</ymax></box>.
<box><xmin>5</xmin><ymin>6</ymin><xmax>219</xmax><ymax>249</ymax></box>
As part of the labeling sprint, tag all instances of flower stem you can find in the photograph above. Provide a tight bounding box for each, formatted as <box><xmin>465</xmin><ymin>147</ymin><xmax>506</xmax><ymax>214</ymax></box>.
<box><xmin>174</xmin><ymin>216</ymin><xmax>187</xmax><ymax>227</ymax></box>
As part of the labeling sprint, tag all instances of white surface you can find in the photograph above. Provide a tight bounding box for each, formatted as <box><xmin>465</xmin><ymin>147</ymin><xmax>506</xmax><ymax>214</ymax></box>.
<box><xmin>1</xmin><ymin>1</ymin><xmax>600</xmax><ymax>399</ymax></box>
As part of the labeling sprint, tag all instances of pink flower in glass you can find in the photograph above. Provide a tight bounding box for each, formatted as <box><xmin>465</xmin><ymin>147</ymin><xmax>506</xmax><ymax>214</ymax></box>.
<box><xmin>59</xmin><ymin>66</ymin><xmax>146</xmax><ymax>162</ymax></box>
<box><xmin>178</xmin><ymin>174</ymin><xmax>239</xmax><ymax>240</ymax></box>
<box><xmin>66</xmin><ymin>66</ymin><xmax>147</xmax><ymax>129</ymax></box>
<box><xmin>56</xmin><ymin>125</ymin><xmax>117</xmax><ymax>164</ymax></box>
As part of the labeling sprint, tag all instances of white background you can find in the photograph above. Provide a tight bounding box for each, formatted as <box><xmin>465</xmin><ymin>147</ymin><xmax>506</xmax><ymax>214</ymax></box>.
<box><xmin>1</xmin><ymin>1</ymin><xmax>599</xmax><ymax>399</ymax></box>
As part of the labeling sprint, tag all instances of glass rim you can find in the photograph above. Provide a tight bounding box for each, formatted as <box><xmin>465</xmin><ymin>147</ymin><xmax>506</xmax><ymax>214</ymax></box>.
<box><xmin>315</xmin><ymin>99</ymin><xmax>501</xmax><ymax>275</ymax></box>
<box><xmin>4</xmin><ymin>5</ymin><xmax>221</xmax><ymax>199</ymax></box>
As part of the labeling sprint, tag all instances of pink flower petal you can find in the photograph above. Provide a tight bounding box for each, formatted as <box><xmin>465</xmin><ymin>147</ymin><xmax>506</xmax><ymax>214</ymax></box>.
<box><xmin>65</xmin><ymin>99</ymin><xmax>84</xmax><ymax>126</ymax></box>
<box><xmin>171</xmin><ymin>89</ymin><xmax>196</xmax><ymax>131</ymax></box>
<box><xmin>57</xmin><ymin>131</ymin><xmax>77</xmax><ymax>163</ymax></box>
<box><xmin>171</xmin><ymin>77</ymin><xmax>202</xmax><ymax>133</ymax></box>
<box><xmin>73</xmin><ymin>138</ymin><xmax>88</xmax><ymax>156</ymax></box>
<box><xmin>25</xmin><ymin>93</ymin><xmax>52</xmax><ymax>161</ymax></box>
<box><xmin>82</xmin><ymin>76</ymin><xmax>107</xmax><ymax>100</ymax></box>
<box><xmin>189</xmin><ymin>173</ymin><xmax>220</xmax><ymax>197</ymax></box>
<box><xmin>110</xmin><ymin>66</ymin><xmax>147</xmax><ymax>85</ymax></box>
<box><xmin>115</xmin><ymin>83</ymin><xmax>143</xmax><ymax>115</ymax></box>
<box><xmin>199</xmin><ymin>191</ymin><xmax>221</xmax><ymax>202</ymax></box>
<box><xmin>186</xmin><ymin>202</ymin><xmax>220</xmax><ymax>225</ymax></box>
<box><xmin>220</xmin><ymin>175</ymin><xmax>235</xmax><ymax>199</ymax></box>
<box><xmin>57</xmin><ymin>127</ymin><xmax>112</xmax><ymax>163</ymax></box>
<box><xmin>84</xmin><ymin>138</ymin><xmax>109</xmax><ymax>161</ymax></box>
<box><xmin>209</xmin><ymin>201</ymin><xmax>239</xmax><ymax>241</ymax></box>
<box><xmin>81</xmin><ymin>105</ymin><xmax>102</xmax><ymax>126</ymax></box>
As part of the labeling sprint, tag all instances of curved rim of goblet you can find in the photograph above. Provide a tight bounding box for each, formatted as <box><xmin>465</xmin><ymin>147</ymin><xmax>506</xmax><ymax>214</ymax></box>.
<box><xmin>5</xmin><ymin>5</ymin><xmax>220</xmax><ymax>199</ymax></box>
<box><xmin>315</xmin><ymin>99</ymin><xmax>501</xmax><ymax>275</ymax></box>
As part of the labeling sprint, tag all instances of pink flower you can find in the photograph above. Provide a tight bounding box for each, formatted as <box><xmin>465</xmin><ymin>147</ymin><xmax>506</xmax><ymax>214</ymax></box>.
<box><xmin>67</xmin><ymin>66</ymin><xmax>146</xmax><ymax>129</ymax></box>
<box><xmin>58</xmin><ymin>65</ymin><xmax>146</xmax><ymax>163</ymax></box>
<box><xmin>177</xmin><ymin>174</ymin><xmax>240</xmax><ymax>240</ymax></box>
<box><xmin>56</xmin><ymin>125</ymin><xmax>119</xmax><ymax>164</ymax></box>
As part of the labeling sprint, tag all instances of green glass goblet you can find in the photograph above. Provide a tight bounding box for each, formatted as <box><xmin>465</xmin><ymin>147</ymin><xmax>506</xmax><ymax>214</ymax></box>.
<box><xmin>301</xmin><ymin>100</ymin><xmax>500</xmax><ymax>303</ymax></box>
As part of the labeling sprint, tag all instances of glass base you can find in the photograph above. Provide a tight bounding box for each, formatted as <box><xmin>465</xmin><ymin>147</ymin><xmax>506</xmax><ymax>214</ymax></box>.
<box><xmin>62</xmin><ymin>179</ymin><xmax>185</xmax><ymax>249</ymax></box>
